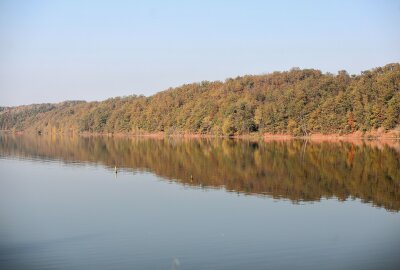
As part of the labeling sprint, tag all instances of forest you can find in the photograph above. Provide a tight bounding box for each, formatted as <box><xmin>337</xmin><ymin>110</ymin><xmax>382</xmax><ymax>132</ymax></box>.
<box><xmin>0</xmin><ymin>63</ymin><xmax>399</xmax><ymax>136</ymax></box>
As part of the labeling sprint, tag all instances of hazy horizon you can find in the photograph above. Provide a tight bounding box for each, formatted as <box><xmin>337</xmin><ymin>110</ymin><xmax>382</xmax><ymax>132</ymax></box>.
<box><xmin>1</xmin><ymin>63</ymin><xmax>398</xmax><ymax>107</ymax></box>
<box><xmin>1</xmin><ymin>0</ymin><xmax>399</xmax><ymax>106</ymax></box>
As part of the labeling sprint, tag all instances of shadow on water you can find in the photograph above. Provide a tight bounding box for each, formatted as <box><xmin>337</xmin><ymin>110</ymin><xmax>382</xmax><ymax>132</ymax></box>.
<box><xmin>0</xmin><ymin>134</ymin><xmax>399</xmax><ymax>211</ymax></box>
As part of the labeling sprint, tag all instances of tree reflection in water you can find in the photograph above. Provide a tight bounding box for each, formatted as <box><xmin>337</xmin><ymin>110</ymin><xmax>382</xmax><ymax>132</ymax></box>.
<box><xmin>0</xmin><ymin>134</ymin><xmax>399</xmax><ymax>211</ymax></box>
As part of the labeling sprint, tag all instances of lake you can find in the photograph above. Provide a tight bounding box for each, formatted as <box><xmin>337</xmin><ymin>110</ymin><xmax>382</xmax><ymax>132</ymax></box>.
<box><xmin>0</xmin><ymin>134</ymin><xmax>399</xmax><ymax>270</ymax></box>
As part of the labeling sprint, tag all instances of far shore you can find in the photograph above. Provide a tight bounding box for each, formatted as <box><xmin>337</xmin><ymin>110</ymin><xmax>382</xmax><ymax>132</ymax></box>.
<box><xmin>2</xmin><ymin>129</ymin><xmax>400</xmax><ymax>141</ymax></box>
<box><xmin>2</xmin><ymin>129</ymin><xmax>400</xmax><ymax>151</ymax></box>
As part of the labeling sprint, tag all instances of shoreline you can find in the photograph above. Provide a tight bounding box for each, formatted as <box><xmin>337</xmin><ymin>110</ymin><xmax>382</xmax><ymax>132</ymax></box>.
<box><xmin>1</xmin><ymin>129</ymin><xmax>400</xmax><ymax>141</ymax></box>
<box><xmin>1</xmin><ymin>130</ymin><xmax>399</xmax><ymax>151</ymax></box>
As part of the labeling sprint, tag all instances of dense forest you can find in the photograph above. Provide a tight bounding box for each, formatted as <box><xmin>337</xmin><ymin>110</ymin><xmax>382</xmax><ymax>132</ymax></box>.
<box><xmin>1</xmin><ymin>134</ymin><xmax>399</xmax><ymax>211</ymax></box>
<box><xmin>1</xmin><ymin>63</ymin><xmax>399</xmax><ymax>136</ymax></box>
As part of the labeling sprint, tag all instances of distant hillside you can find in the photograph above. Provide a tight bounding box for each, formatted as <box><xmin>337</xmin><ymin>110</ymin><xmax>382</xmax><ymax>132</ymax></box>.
<box><xmin>1</xmin><ymin>63</ymin><xmax>399</xmax><ymax>136</ymax></box>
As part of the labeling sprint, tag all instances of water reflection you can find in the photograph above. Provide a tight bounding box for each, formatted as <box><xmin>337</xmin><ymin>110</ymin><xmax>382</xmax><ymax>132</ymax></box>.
<box><xmin>0</xmin><ymin>134</ymin><xmax>399</xmax><ymax>211</ymax></box>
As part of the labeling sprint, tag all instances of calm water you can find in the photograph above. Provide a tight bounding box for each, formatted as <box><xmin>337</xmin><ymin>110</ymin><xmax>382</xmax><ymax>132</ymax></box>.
<box><xmin>0</xmin><ymin>135</ymin><xmax>399</xmax><ymax>270</ymax></box>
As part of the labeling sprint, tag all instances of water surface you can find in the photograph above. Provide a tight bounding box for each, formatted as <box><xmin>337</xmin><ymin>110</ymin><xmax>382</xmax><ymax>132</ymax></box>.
<box><xmin>0</xmin><ymin>134</ymin><xmax>399</xmax><ymax>269</ymax></box>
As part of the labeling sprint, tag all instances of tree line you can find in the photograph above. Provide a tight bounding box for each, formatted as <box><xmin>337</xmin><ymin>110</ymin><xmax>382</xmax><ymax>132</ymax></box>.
<box><xmin>0</xmin><ymin>63</ymin><xmax>399</xmax><ymax>136</ymax></box>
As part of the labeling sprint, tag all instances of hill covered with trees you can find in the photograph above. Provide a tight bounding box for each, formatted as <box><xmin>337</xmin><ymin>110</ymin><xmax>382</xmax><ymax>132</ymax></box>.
<box><xmin>1</xmin><ymin>63</ymin><xmax>399</xmax><ymax>136</ymax></box>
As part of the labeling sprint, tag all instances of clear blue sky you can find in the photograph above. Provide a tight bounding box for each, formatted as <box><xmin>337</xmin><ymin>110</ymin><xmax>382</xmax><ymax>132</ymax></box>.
<box><xmin>0</xmin><ymin>0</ymin><xmax>399</xmax><ymax>106</ymax></box>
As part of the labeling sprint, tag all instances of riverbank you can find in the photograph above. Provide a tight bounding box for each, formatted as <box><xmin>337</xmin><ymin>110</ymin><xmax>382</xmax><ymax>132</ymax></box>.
<box><xmin>2</xmin><ymin>129</ymin><xmax>400</xmax><ymax>152</ymax></box>
<box><xmin>2</xmin><ymin>128</ymin><xmax>400</xmax><ymax>140</ymax></box>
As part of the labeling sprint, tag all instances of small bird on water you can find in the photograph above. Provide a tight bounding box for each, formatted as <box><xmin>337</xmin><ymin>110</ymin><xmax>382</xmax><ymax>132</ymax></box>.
<box><xmin>114</xmin><ymin>166</ymin><xmax>118</xmax><ymax>173</ymax></box>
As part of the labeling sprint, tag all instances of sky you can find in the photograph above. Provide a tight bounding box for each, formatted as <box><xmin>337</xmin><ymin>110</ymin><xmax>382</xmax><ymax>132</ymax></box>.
<box><xmin>0</xmin><ymin>0</ymin><xmax>399</xmax><ymax>106</ymax></box>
